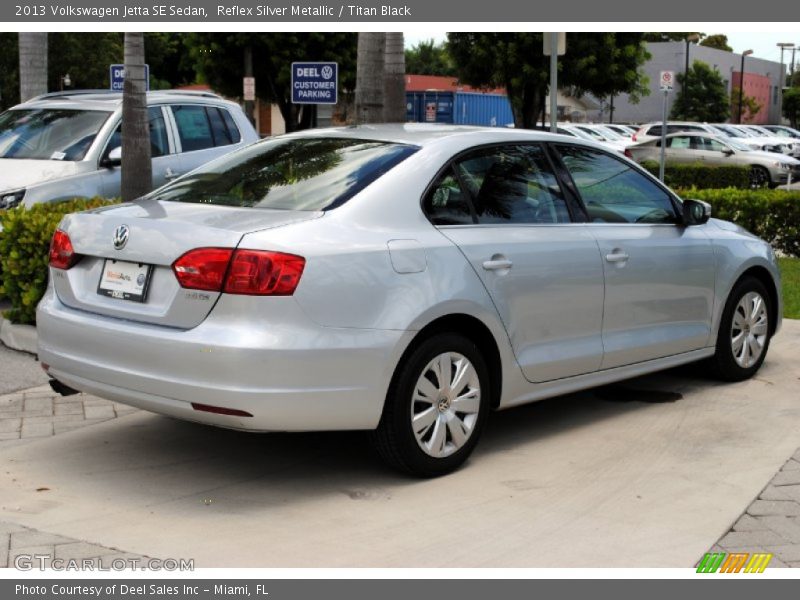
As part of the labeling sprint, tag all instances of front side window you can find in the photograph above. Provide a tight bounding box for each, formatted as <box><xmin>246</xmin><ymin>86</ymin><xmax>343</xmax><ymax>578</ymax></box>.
<box><xmin>556</xmin><ymin>145</ymin><xmax>678</xmax><ymax>225</ymax></box>
<box><xmin>695</xmin><ymin>137</ymin><xmax>729</xmax><ymax>153</ymax></box>
<box><xmin>0</xmin><ymin>109</ymin><xmax>111</xmax><ymax>161</ymax></box>
<box><xmin>150</xmin><ymin>137</ymin><xmax>418</xmax><ymax>211</ymax></box>
<box><xmin>104</xmin><ymin>107</ymin><xmax>170</xmax><ymax>160</ymax></box>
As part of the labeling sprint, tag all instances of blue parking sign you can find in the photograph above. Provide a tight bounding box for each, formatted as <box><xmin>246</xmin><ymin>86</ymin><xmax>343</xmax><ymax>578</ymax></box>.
<box><xmin>291</xmin><ymin>62</ymin><xmax>338</xmax><ymax>104</ymax></box>
<box><xmin>110</xmin><ymin>64</ymin><xmax>150</xmax><ymax>92</ymax></box>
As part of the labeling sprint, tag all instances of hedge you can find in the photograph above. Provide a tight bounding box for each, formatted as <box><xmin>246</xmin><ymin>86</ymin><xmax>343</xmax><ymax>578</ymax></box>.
<box><xmin>0</xmin><ymin>198</ymin><xmax>118</xmax><ymax>325</ymax></box>
<box><xmin>641</xmin><ymin>160</ymin><xmax>751</xmax><ymax>190</ymax></box>
<box><xmin>675</xmin><ymin>187</ymin><xmax>800</xmax><ymax>257</ymax></box>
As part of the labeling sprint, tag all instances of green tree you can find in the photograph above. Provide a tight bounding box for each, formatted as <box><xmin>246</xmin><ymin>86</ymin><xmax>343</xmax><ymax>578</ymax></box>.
<box><xmin>447</xmin><ymin>33</ymin><xmax>650</xmax><ymax>129</ymax></box>
<box><xmin>0</xmin><ymin>33</ymin><xmax>19</xmax><ymax>110</ymax></box>
<box><xmin>670</xmin><ymin>60</ymin><xmax>730</xmax><ymax>121</ymax></box>
<box><xmin>186</xmin><ymin>33</ymin><xmax>356</xmax><ymax>132</ymax></box>
<box><xmin>782</xmin><ymin>87</ymin><xmax>800</xmax><ymax>128</ymax></box>
<box><xmin>700</xmin><ymin>34</ymin><xmax>733</xmax><ymax>52</ymax></box>
<box><xmin>48</xmin><ymin>33</ymin><xmax>123</xmax><ymax>91</ymax></box>
<box><xmin>731</xmin><ymin>87</ymin><xmax>763</xmax><ymax>123</ymax></box>
<box><xmin>404</xmin><ymin>39</ymin><xmax>455</xmax><ymax>76</ymax></box>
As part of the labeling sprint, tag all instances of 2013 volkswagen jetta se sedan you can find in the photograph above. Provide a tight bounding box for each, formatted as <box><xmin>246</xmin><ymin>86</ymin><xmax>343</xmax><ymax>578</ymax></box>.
<box><xmin>37</xmin><ymin>125</ymin><xmax>782</xmax><ymax>477</ymax></box>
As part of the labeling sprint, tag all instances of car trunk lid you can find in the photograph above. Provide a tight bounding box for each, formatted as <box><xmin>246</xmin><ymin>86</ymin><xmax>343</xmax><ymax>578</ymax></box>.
<box><xmin>52</xmin><ymin>200</ymin><xmax>320</xmax><ymax>329</ymax></box>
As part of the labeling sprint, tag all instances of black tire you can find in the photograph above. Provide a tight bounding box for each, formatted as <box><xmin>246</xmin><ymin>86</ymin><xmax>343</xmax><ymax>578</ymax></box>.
<box><xmin>749</xmin><ymin>165</ymin><xmax>771</xmax><ymax>189</ymax></box>
<box><xmin>370</xmin><ymin>333</ymin><xmax>491</xmax><ymax>477</ymax></box>
<box><xmin>707</xmin><ymin>276</ymin><xmax>772</xmax><ymax>382</ymax></box>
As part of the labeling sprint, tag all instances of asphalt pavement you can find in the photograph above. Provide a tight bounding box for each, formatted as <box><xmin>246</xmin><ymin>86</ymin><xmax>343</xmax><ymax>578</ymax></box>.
<box><xmin>0</xmin><ymin>319</ymin><xmax>798</xmax><ymax>568</ymax></box>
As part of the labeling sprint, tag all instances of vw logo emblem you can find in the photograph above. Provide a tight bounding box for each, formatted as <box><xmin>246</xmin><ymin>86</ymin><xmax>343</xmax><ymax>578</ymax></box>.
<box><xmin>113</xmin><ymin>225</ymin><xmax>129</xmax><ymax>250</ymax></box>
<box><xmin>321</xmin><ymin>65</ymin><xmax>334</xmax><ymax>80</ymax></box>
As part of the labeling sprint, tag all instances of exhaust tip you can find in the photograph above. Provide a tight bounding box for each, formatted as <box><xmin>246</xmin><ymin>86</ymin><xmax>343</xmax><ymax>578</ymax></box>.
<box><xmin>49</xmin><ymin>379</ymin><xmax>80</xmax><ymax>397</ymax></box>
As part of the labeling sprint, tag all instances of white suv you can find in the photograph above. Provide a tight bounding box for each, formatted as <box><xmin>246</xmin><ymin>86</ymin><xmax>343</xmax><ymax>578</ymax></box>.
<box><xmin>0</xmin><ymin>90</ymin><xmax>258</xmax><ymax>209</ymax></box>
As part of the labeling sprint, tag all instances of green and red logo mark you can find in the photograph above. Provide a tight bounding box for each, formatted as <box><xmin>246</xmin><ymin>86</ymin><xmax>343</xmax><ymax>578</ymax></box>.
<box><xmin>697</xmin><ymin>552</ymin><xmax>772</xmax><ymax>573</ymax></box>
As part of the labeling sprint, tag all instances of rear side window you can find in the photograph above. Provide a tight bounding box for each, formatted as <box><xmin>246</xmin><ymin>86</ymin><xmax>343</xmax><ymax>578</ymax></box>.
<box><xmin>172</xmin><ymin>105</ymin><xmax>214</xmax><ymax>152</ymax></box>
<box><xmin>423</xmin><ymin>144</ymin><xmax>571</xmax><ymax>226</ymax></box>
<box><xmin>150</xmin><ymin>137</ymin><xmax>418</xmax><ymax>211</ymax></box>
<box><xmin>556</xmin><ymin>145</ymin><xmax>678</xmax><ymax>224</ymax></box>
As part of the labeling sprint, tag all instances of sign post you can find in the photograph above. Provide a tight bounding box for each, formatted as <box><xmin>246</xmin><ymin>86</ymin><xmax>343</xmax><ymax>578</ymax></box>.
<box><xmin>243</xmin><ymin>77</ymin><xmax>256</xmax><ymax>101</ymax></box>
<box><xmin>291</xmin><ymin>62</ymin><xmax>338</xmax><ymax>104</ymax></box>
<box><xmin>543</xmin><ymin>33</ymin><xmax>566</xmax><ymax>133</ymax></box>
<box><xmin>109</xmin><ymin>64</ymin><xmax>149</xmax><ymax>92</ymax></box>
<box><xmin>658</xmin><ymin>70</ymin><xmax>674</xmax><ymax>182</ymax></box>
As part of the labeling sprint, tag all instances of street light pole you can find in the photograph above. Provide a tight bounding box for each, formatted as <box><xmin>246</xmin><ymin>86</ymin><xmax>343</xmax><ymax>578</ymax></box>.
<box><xmin>778</xmin><ymin>43</ymin><xmax>794</xmax><ymax>121</ymax></box>
<box><xmin>683</xmin><ymin>34</ymin><xmax>700</xmax><ymax>116</ymax></box>
<box><xmin>738</xmin><ymin>49</ymin><xmax>753</xmax><ymax>124</ymax></box>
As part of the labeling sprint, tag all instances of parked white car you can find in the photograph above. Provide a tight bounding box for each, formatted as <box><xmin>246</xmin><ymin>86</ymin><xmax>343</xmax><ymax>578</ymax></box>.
<box><xmin>0</xmin><ymin>90</ymin><xmax>259</xmax><ymax>210</ymax></box>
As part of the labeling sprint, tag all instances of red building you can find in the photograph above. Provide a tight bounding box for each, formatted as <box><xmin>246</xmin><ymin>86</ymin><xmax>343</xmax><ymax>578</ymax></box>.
<box><xmin>731</xmin><ymin>71</ymin><xmax>772</xmax><ymax>124</ymax></box>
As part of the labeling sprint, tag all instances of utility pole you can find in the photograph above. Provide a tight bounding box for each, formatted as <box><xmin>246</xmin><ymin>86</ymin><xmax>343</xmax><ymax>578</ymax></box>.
<box><xmin>683</xmin><ymin>34</ymin><xmax>700</xmax><ymax>116</ymax></box>
<box><xmin>243</xmin><ymin>46</ymin><xmax>255</xmax><ymax>127</ymax></box>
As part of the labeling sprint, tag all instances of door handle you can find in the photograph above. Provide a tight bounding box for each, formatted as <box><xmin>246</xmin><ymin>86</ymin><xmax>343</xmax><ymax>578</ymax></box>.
<box><xmin>605</xmin><ymin>250</ymin><xmax>630</xmax><ymax>263</ymax></box>
<box><xmin>164</xmin><ymin>168</ymin><xmax>181</xmax><ymax>180</ymax></box>
<box><xmin>482</xmin><ymin>258</ymin><xmax>513</xmax><ymax>271</ymax></box>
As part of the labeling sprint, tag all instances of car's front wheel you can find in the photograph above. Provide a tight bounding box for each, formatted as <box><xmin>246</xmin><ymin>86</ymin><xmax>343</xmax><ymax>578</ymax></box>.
<box><xmin>749</xmin><ymin>165</ymin><xmax>771</xmax><ymax>189</ymax></box>
<box><xmin>708</xmin><ymin>276</ymin><xmax>772</xmax><ymax>381</ymax></box>
<box><xmin>371</xmin><ymin>333</ymin><xmax>490</xmax><ymax>477</ymax></box>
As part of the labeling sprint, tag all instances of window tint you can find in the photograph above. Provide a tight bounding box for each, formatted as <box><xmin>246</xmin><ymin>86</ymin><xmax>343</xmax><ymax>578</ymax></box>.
<box><xmin>150</xmin><ymin>137</ymin><xmax>418</xmax><ymax>211</ymax></box>
<box><xmin>423</xmin><ymin>169</ymin><xmax>475</xmax><ymax>225</ymax></box>
<box><xmin>220</xmin><ymin>109</ymin><xmax>242</xmax><ymax>143</ymax></box>
<box><xmin>556</xmin><ymin>145</ymin><xmax>678</xmax><ymax>224</ymax></box>
<box><xmin>172</xmin><ymin>105</ymin><xmax>215</xmax><ymax>152</ymax></box>
<box><xmin>104</xmin><ymin>107</ymin><xmax>170</xmax><ymax>160</ymax></box>
<box><xmin>668</xmin><ymin>136</ymin><xmax>691</xmax><ymax>149</ymax></box>
<box><xmin>647</xmin><ymin>125</ymin><xmax>663</xmax><ymax>136</ymax></box>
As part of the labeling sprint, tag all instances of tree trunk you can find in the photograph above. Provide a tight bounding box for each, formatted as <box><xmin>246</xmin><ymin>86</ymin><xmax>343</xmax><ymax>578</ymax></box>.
<box><xmin>355</xmin><ymin>33</ymin><xmax>386</xmax><ymax>123</ymax></box>
<box><xmin>121</xmin><ymin>32</ymin><xmax>152</xmax><ymax>202</ymax></box>
<box><xmin>383</xmin><ymin>33</ymin><xmax>406</xmax><ymax>123</ymax></box>
<box><xmin>18</xmin><ymin>32</ymin><xmax>47</xmax><ymax>102</ymax></box>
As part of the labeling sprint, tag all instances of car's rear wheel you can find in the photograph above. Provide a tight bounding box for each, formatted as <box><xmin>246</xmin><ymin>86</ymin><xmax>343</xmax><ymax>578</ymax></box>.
<box><xmin>749</xmin><ymin>165</ymin><xmax>771</xmax><ymax>189</ymax></box>
<box><xmin>371</xmin><ymin>333</ymin><xmax>490</xmax><ymax>477</ymax></box>
<box><xmin>707</xmin><ymin>276</ymin><xmax>772</xmax><ymax>382</ymax></box>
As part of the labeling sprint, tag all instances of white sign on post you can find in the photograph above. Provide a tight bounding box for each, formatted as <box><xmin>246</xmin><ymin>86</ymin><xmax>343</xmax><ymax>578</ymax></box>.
<box><xmin>243</xmin><ymin>76</ymin><xmax>256</xmax><ymax>101</ymax></box>
<box><xmin>543</xmin><ymin>32</ymin><xmax>566</xmax><ymax>56</ymax></box>
<box><xmin>659</xmin><ymin>70</ymin><xmax>675</xmax><ymax>91</ymax></box>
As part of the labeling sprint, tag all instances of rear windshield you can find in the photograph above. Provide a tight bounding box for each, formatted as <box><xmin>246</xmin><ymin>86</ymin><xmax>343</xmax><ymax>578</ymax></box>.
<box><xmin>0</xmin><ymin>109</ymin><xmax>112</xmax><ymax>161</ymax></box>
<box><xmin>151</xmin><ymin>137</ymin><xmax>419</xmax><ymax>211</ymax></box>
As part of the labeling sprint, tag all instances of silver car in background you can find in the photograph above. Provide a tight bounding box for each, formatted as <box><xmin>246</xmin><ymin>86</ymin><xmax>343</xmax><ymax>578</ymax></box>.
<box><xmin>0</xmin><ymin>90</ymin><xmax>258</xmax><ymax>209</ymax></box>
<box><xmin>627</xmin><ymin>131</ymin><xmax>800</xmax><ymax>187</ymax></box>
<box><xmin>38</xmin><ymin>125</ymin><xmax>782</xmax><ymax>477</ymax></box>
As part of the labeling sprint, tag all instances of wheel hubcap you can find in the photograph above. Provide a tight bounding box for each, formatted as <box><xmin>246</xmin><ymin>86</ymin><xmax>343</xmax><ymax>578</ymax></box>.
<box><xmin>731</xmin><ymin>291</ymin><xmax>768</xmax><ymax>368</ymax></box>
<box><xmin>411</xmin><ymin>352</ymin><xmax>481</xmax><ymax>458</ymax></box>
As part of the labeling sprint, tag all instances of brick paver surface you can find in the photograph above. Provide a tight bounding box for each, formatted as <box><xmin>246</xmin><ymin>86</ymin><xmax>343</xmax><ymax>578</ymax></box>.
<box><xmin>709</xmin><ymin>448</ymin><xmax>800</xmax><ymax>568</ymax></box>
<box><xmin>0</xmin><ymin>385</ymin><xmax>139</xmax><ymax>443</ymax></box>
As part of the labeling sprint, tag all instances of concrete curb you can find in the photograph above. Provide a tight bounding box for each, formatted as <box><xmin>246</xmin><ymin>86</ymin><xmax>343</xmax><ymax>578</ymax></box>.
<box><xmin>0</xmin><ymin>315</ymin><xmax>37</xmax><ymax>355</ymax></box>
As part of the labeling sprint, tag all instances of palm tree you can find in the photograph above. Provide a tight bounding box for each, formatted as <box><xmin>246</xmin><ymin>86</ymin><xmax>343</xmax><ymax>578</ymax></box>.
<box><xmin>355</xmin><ymin>33</ymin><xmax>386</xmax><ymax>123</ymax></box>
<box><xmin>383</xmin><ymin>33</ymin><xmax>406</xmax><ymax>123</ymax></box>
<box><xmin>18</xmin><ymin>33</ymin><xmax>47</xmax><ymax>102</ymax></box>
<box><xmin>121</xmin><ymin>32</ymin><xmax>152</xmax><ymax>202</ymax></box>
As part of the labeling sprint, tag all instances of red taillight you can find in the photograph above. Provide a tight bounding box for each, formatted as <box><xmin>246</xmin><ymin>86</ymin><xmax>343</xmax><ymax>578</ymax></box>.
<box><xmin>223</xmin><ymin>250</ymin><xmax>305</xmax><ymax>296</ymax></box>
<box><xmin>173</xmin><ymin>248</ymin><xmax>234</xmax><ymax>292</ymax></box>
<box><xmin>624</xmin><ymin>148</ymin><xmax>633</xmax><ymax>159</ymax></box>
<box><xmin>49</xmin><ymin>229</ymin><xmax>80</xmax><ymax>270</ymax></box>
<box><xmin>172</xmin><ymin>248</ymin><xmax>305</xmax><ymax>296</ymax></box>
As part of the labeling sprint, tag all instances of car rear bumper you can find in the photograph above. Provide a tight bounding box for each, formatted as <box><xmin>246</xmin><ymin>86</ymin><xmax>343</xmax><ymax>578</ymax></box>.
<box><xmin>37</xmin><ymin>289</ymin><xmax>410</xmax><ymax>432</ymax></box>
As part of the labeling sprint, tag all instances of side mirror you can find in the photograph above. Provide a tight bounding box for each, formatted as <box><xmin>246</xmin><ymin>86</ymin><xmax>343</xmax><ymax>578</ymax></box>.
<box><xmin>683</xmin><ymin>199</ymin><xmax>712</xmax><ymax>226</ymax></box>
<box><xmin>101</xmin><ymin>146</ymin><xmax>122</xmax><ymax>168</ymax></box>
<box><xmin>722</xmin><ymin>148</ymin><xmax>734</xmax><ymax>156</ymax></box>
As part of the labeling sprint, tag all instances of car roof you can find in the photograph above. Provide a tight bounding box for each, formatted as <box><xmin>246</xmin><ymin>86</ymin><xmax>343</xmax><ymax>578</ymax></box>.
<box><xmin>281</xmin><ymin>123</ymin><xmax>598</xmax><ymax>148</ymax></box>
<box><xmin>10</xmin><ymin>90</ymin><xmax>239</xmax><ymax>112</ymax></box>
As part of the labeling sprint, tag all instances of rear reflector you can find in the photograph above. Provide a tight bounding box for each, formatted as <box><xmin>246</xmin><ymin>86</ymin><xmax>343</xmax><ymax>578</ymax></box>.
<box><xmin>191</xmin><ymin>402</ymin><xmax>253</xmax><ymax>417</ymax></box>
<box><xmin>173</xmin><ymin>248</ymin><xmax>305</xmax><ymax>296</ymax></box>
<box><xmin>49</xmin><ymin>229</ymin><xmax>80</xmax><ymax>270</ymax></box>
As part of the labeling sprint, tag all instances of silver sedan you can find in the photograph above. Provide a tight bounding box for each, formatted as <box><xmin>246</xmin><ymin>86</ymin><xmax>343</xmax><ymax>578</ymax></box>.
<box><xmin>38</xmin><ymin>125</ymin><xmax>782</xmax><ymax>477</ymax></box>
<box><xmin>627</xmin><ymin>131</ymin><xmax>800</xmax><ymax>188</ymax></box>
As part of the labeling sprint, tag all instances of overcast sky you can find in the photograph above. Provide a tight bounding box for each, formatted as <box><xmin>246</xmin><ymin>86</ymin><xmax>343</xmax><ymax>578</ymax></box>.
<box><xmin>404</xmin><ymin>32</ymin><xmax>799</xmax><ymax>67</ymax></box>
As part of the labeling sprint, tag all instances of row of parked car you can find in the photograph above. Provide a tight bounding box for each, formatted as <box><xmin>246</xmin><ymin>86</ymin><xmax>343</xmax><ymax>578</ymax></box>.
<box><xmin>554</xmin><ymin>121</ymin><xmax>800</xmax><ymax>188</ymax></box>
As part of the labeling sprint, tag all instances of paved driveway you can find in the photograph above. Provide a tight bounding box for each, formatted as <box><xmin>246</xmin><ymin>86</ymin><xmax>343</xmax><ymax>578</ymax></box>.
<box><xmin>1</xmin><ymin>321</ymin><xmax>799</xmax><ymax>568</ymax></box>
